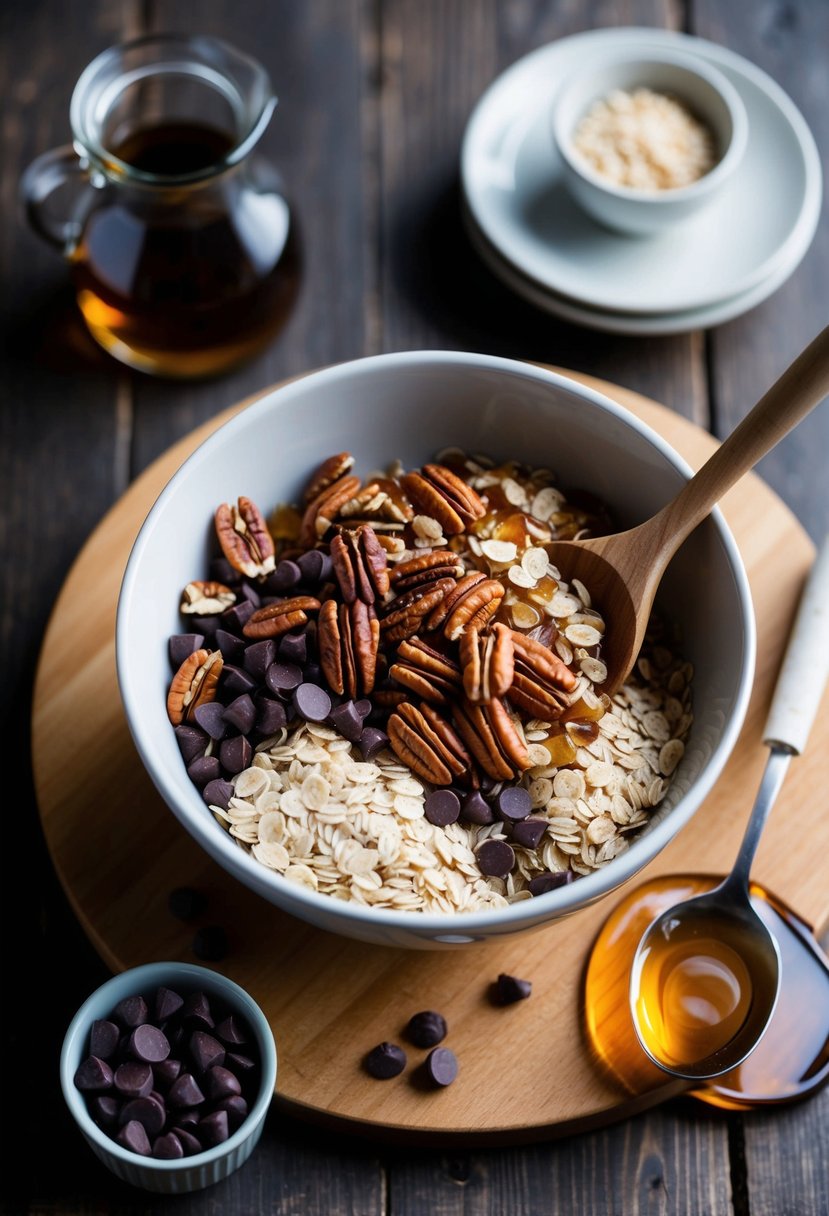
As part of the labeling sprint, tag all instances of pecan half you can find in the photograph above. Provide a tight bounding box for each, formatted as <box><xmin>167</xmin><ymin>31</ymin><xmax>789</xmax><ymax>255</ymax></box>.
<box><xmin>460</xmin><ymin>623</ymin><xmax>514</xmax><ymax>703</ymax></box>
<box><xmin>452</xmin><ymin>697</ymin><xmax>530</xmax><ymax>781</ymax></box>
<box><xmin>425</xmin><ymin>571</ymin><xmax>504</xmax><ymax>640</ymax></box>
<box><xmin>381</xmin><ymin>577</ymin><xmax>457</xmax><ymax>645</ymax></box>
<box><xmin>180</xmin><ymin>581</ymin><xmax>236</xmax><ymax>616</ymax></box>
<box><xmin>167</xmin><ymin>648</ymin><xmax>224</xmax><ymax>726</ymax></box>
<box><xmin>242</xmin><ymin>596</ymin><xmax>321</xmax><ymax>640</ymax></box>
<box><xmin>389</xmin><ymin>551</ymin><xmax>464</xmax><ymax>592</ymax></box>
<box><xmin>302</xmin><ymin>452</ymin><xmax>355</xmax><ymax>504</ymax></box>
<box><xmin>214</xmin><ymin>496</ymin><xmax>275</xmax><ymax>579</ymax></box>
<box><xmin>299</xmin><ymin>475</ymin><xmax>362</xmax><ymax>547</ymax></box>
<box><xmin>330</xmin><ymin>525</ymin><xmax>390</xmax><ymax>605</ymax></box>
<box><xmin>318</xmin><ymin>598</ymin><xmax>379</xmax><ymax>698</ymax></box>
<box><xmin>400</xmin><ymin>464</ymin><xmax>485</xmax><ymax>535</ymax></box>
<box><xmin>390</xmin><ymin>636</ymin><xmax>462</xmax><ymax>704</ymax></box>
<box><xmin>387</xmin><ymin>701</ymin><xmax>472</xmax><ymax>786</ymax></box>
<box><xmin>507</xmin><ymin>628</ymin><xmax>578</xmax><ymax>722</ymax></box>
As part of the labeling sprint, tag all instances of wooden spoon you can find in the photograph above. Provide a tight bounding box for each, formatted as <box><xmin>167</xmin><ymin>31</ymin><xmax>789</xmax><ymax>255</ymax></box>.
<box><xmin>547</xmin><ymin>325</ymin><xmax>829</xmax><ymax>695</ymax></box>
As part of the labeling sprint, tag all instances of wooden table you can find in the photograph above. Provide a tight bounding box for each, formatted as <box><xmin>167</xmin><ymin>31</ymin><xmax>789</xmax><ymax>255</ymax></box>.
<box><xmin>3</xmin><ymin>2</ymin><xmax>828</xmax><ymax>1213</ymax></box>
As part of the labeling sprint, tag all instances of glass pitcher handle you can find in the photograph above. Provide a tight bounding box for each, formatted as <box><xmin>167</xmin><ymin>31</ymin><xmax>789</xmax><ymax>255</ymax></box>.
<box><xmin>20</xmin><ymin>145</ymin><xmax>91</xmax><ymax>255</ymax></box>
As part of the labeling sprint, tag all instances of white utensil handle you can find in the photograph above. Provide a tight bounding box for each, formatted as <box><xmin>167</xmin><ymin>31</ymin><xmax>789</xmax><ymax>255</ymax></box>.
<box><xmin>764</xmin><ymin>536</ymin><xmax>829</xmax><ymax>754</ymax></box>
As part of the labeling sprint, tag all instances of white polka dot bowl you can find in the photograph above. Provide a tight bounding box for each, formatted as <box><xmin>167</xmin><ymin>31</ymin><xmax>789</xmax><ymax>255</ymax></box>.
<box><xmin>60</xmin><ymin>962</ymin><xmax>277</xmax><ymax>1194</ymax></box>
<box><xmin>116</xmin><ymin>350</ymin><xmax>755</xmax><ymax>949</ymax></box>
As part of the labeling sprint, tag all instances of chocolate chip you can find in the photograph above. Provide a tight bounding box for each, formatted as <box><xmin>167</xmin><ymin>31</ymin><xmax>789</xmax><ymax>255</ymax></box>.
<box><xmin>219</xmin><ymin>733</ymin><xmax>252</xmax><ymax>775</ymax></box>
<box><xmin>89</xmin><ymin>1019</ymin><xmax>119</xmax><ymax>1061</ymax></box>
<box><xmin>129</xmin><ymin>1024</ymin><xmax>170</xmax><ymax>1065</ymax></box>
<box><xmin>255</xmin><ymin>696</ymin><xmax>287</xmax><ymax>736</ymax></box>
<box><xmin>152</xmin><ymin>1131</ymin><xmax>184</xmax><ymax>1159</ymax></box>
<box><xmin>267</xmin><ymin>559</ymin><xmax>302</xmax><ymax>592</ymax></box>
<box><xmin>527</xmin><ymin>870</ymin><xmax>574</xmax><ymax>896</ymax></box>
<box><xmin>215</xmin><ymin>1016</ymin><xmax>247</xmax><ymax>1046</ymax></box>
<box><xmin>223</xmin><ymin>693</ymin><xmax>256</xmax><ymax>734</ymax></box>
<box><xmin>172</xmin><ymin>1128</ymin><xmax>203</xmax><ymax>1156</ymax></box>
<box><xmin>460</xmin><ymin>791</ymin><xmax>495</xmax><ymax>825</ymax></box>
<box><xmin>297</xmin><ymin>549</ymin><xmax>328</xmax><ymax>583</ymax></box>
<box><xmin>189</xmin><ymin>614</ymin><xmax>218</xmax><ymax>639</ymax></box>
<box><xmin>168</xmin><ymin>1073</ymin><xmax>205</xmax><ymax>1108</ymax></box>
<box><xmin>239</xmin><ymin>582</ymin><xmax>261</xmax><ymax>608</ymax></box>
<box><xmin>266</xmin><ymin>662</ymin><xmax>303</xmax><ymax>696</ymax></box>
<box><xmin>354</xmin><ymin>698</ymin><xmax>372</xmax><ymax>719</ymax></box>
<box><xmin>204</xmin><ymin>1065</ymin><xmax>242</xmax><ymax>1101</ymax></box>
<box><xmin>242</xmin><ymin>639</ymin><xmax>275</xmax><ymax>680</ymax></box>
<box><xmin>187</xmin><ymin>754</ymin><xmax>221</xmax><ymax>789</ymax></box>
<box><xmin>293</xmin><ymin>682</ymin><xmax>331</xmax><ymax>722</ymax></box>
<box><xmin>475</xmin><ymin>839</ymin><xmax>515</xmax><ymax>877</ymax></box>
<box><xmin>119</xmin><ymin>1094</ymin><xmax>166</xmax><ymax>1136</ymax></box>
<box><xmin>424</xmin><ymin>789</ymin><xmax>461</xmax><ymax>826</ymax></box>
<box><xmin>510</xmin><ymin>817</ymin><xmax>547</xmax><ymax>848</ymax></box>
<box><xmin>278</xmin><ymin>630</ymin><xmax>307</xmax><ymax>665</ymax></box>
<box><xmin>216</xmin><ymin>1094</ymin><xmax>249</xmax><ymax>1131</ymax></box>
<box><xmin>181</xmin><ymin>991</ymin><xmax>214</xmax><ymax>1028</ymax></box>
<box><xmin>169</xmin><ymin>634</ymin><xmax>205</xmax><ymax>669</ymax></box>
<box><xmin>359</xmin><ymin>726</ymin><xmax>389</xmax><ymax>761</ymax></box>
<box><xmin>329</xmin><ymin>700</ymin><xmax>365</xmax><ymax>743</ymax></box>
<box><xmin>90</xmin><ymin>1095</ymin><xmax>119</xmax><ymax>1129</ymax></box>
<box><xmin>495</xmin><ymin>973</ymin><xmax>532</xmax><ymax>1004</ymax></box>
<box><xmin>220</xmin><ymin>664</ymin><xmax>257</xmax><ymax>696</ymax></box>
<box><xmin>167</xmin><ymin>888</ymin><xmax>208</xmax><ymax>922</ymax></box>
<box><xmin>193</xmin><ymin>925</ymin><xmax>229</xmax><ymax>962</ymax></box>
<box><xmin>114</xmin><ymin>994</ymin><xmax>148</xmax><ymax>1029</ymax></box>
<box><xmin>210</xmin><ymin>556</ymin><xmax>241</xmax><ymax>586</ymax></box>
<box><xmin>198</xmin><ymin>1109</ymin><xmax>230</xmax><ymax>1147</ymax></box>
<box><xmin>114</xmin><ymin>1061</ymin><xmax>154</xmax><ymax>1098</ymax></box>
<box><xmin>365</xmin><ymin>1042</ymin><xmax>407</xmax><ymax>1079</ymax></box>
<box><xmin>193</xmin><ymin>700</ymin><xmax>227</xmax><ymax>741</ymax></box>
<box><xmin>117</xmin><ymin>1119</ymin><xmax>152</xmax><ymax>1156</ymax></box>
<box><xmin>214</xmin><ymin>628</ymin><xmax>246</xmax><ymax>663</ymax></box>
<box><xmin>189</xmin><ymin>1031</ymin><xmax>225</xmax><ymax>1073</ymax></box>
<box><xmin>226</xmin><ymin>1052</ymin><xmax>256</xmax><ymax>1074</ymax></box>
<box><xmin>425</xmin><ymin>1047</ymin><xmax>458</xmax><ymax>1087</ymax></box>
<box><xmin>202</xmin><ymin>777</ymin><xmax>235</xmax><ymax>810</ymax></box>
<box><xmin>405</xmin><ymin>1011</ymin><xmax>447</xmax><ymax>1048</ymax></box>
<box><xmin>73</xmin><ymin>1056</ymin><xmax>114</xmax><ymax>1092</ymax></box>
<box><xmin>173</xmin><ymin>1109</ymin><xmax>200</xmax><ymax>1130</ymax></box>
<box><xmin>221</xmin><ymin>600</ymin><xmax>255</xmax><ymax>633</ymax></box>
<box><xmin>174</xmin><ymin>725</ymin><xmax>208</xmax><ymax>765</ymax></box>
<box><xmin>495</xmin><ymin>786</ymin><xmax>532</xmax><ymax>821</ymax></box>
<box><xmin>153</xmin><ymin>1058</ymin><xmax>182</xmax><ymax>1089</ymax></box>
<box><xmin>302</xmin><ymin>661</ymin><xmax>323</xmax><ymax>686</ymax></box>
<box><xmin>155</xmin><ymin>983</ymin><xmax>186</xmax><ymax>1018</ymax></box>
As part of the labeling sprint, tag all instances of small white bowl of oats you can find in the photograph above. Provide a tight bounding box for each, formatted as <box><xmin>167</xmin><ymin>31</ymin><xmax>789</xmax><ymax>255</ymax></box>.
<box><xmin>116</xmin><ymin>350</ymin><xmax>755</xmax><ymax>948</ymax></box>
<box><xmin>552</xmin><ymin>47</ymin><xmax>748</xmax><ymax>236</ymax></box>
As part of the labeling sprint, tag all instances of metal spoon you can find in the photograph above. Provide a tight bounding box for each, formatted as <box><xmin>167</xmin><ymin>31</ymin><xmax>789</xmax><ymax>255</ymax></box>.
<box><xmin>546</xmin><ymin>325</ymin><xmax>829</xmax><ymax>695</ymax></box>
<box><xmin>629</xmin><ymin>537</ymin><xmax>829</xmax><ymax>1081</ymax></box>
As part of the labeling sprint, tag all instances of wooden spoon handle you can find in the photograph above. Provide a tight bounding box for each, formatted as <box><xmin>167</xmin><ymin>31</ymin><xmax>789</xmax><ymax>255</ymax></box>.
<box><xmin>645</xmin><ymin>324</ymin><xmax>829</xmax><ymax>558</ymax></box>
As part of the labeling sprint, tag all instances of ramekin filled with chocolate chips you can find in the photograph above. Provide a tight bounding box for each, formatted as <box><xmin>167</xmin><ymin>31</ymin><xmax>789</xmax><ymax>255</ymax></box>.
<box><xmin>117</xmin><ymin>350</ymin><xmax>755</xmax><ymax>946</ymax></box>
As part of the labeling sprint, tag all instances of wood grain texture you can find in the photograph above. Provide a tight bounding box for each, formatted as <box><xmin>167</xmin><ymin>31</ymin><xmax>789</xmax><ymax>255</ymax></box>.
<box><xmin>31</xmin><ymin>370</ymin><xmax>825</xmax><ymax>1146</ymax></box>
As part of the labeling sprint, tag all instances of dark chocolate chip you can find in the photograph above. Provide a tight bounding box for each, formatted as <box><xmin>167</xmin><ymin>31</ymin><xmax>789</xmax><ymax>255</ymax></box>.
<box><xmin>221</xmin><ymin>664</ymin><xmax>257</xmax><ymax>697</ymax></box>
<box><xmin>329</xmin><ymin>700</ymin><xmax>365</xmax><ymax>743</ymax></box>
<box><xmin>405</xmin><ymin>1010</ymin><xmax>447</xmax><ymax>1048</ymax></box>
<box><xmin>475</xmin><ymin>839</ymin><xmax>515</xmax><ymax>878</ymax></box>
<box><xmin>174</xmin><ymin>725</ymin><xmax>208</xmax><ymax>765</ymax></box>
<box><xmin>255</xmin><ymin>696</ymin><xmax>287</xmax><ymax>735</ymax></box>
<box><xmin>424</xmin><ymin>789</ymin><xmax>461</xmax><ymax>827</ymax></box>
<box><xmin>302</xmin><ymin>661</ymin><xmax>323</xmax><ymax>686</ymax></box>
<box><xmin>167</xmin><ymin>888</ymin><xmax>208</xmax><ymax>922</ymax></box>
<box><xmin>181</xmin><ymin>991</ymin><xmax>214</xmax><ymax>1028</ymax></box>
<box><xmin>210</xmin><ymin>556</ymin><xmax>242</xmax><ymax>586</ymax></box>
<box><xmin>216</xmin><ymin>1094</ymin><xmax>249</xmax><ymax>1131</ymax></box>
<box><xmin>73</xmin><ymin>1056</ymin><xmax>114</xmax><ymax>1092</ymax></box>
<box><xmin>129</xmin><ymin>1024</ymin><xmax>170</xmax><ymax>1065</ymax></box>
<box><xmin>117</xmin><ymin>1119</ymin><xmax>152</xmax><ymax>1156</ymax></box>
<box><xmin>168</xmin><ymin>1073</ymin><xmax>206</xmax><ymax>1108</ymax></box>
<box><xmin>267</xmin><ymin>560</ymin><xmax>302</xmax><ymax>592</ymax></box>
<box><xmin>495</xmin><ymin>786</ymin><xmax>532</xmax><ymax>822</ymax></box>
<box><xmin>221</xmin><ymin>600</ymin><xmax>255</xmax><ymax>633</ymax></box>
<box><xmin>169</xmin><ymin>634</ymin><xmax>205</xmax><ymax>669</ymax></box>
<box><xmin>204</xmin><ymin>1065</ymin><xmax>242</xmax><ymax>1101</ymax></box>
<box><xmin>354</xmin><ymin>698</ymin><xmax>372</xmax><ymax>720</ymax></box>
<box><xmin>266</xmin><ymin>661</ymin><xmax>304</xmax><ymax>696</ymax></box>
<box><xmin>89</xmin><ymin>1019</ymin><xmax>119</xmax><ymax>1061</ymax></box>
<box><xmin>90</xmin><ymin>1095</ymin><xmax>119</xmax><ymax>1130</ymax></box>
<box><xmin>193</xmin><ymin>700</ymin><xmax>228</xmax><ymax>741</ymax></box>
<box><xmin>114</xmin><ymin>1061</ymin><xmax>154</xmax><ymax>1098</ymax></box>
<box><xmin>495</xmin><ymin>973</ymin><xmax>532</xmax><ymax>1004</ymax></box>
<box><xmin>297</xmin><ymin>548</ymin><xmax>327</xmax><ymax>583</ymax></box>
<box><xmin>219</xmin><ymin>734</ymin><xmax>253</xmax><ymax>775</ymax></box>
<box><xmin>293</xmin><ymin>682</ymin><xmax>331</xmax><ymax>722</ymax></box>
<box><xmin>152</xmin><ymin>1132</ymin><xmax>185</xmax><ymax>1159</ymax></box>
<box><xmin>226</xmin><ymin>1052</ymin><xmax>256</xmax><ymax>1074</ymax></box>
<box><xmin>359</xmin><ymin>726</ymin><xmax>389</xmax><ymax>761</ymax></box>
<box><xmin>214</xmin><ymin>628</ymin><xmax>246</xmax><ymax>663</ymax></box>
<box><xmin>223</xmin><ymin>693</ymin><xmax>256</xmax><ymax>734</ymax></box>
<box><xmin>118</xmin><ymin>1094</ymin><xmax>166</xmax><ymax>1136</ymax></box>
<box><xmin>278</xmin><ymin>631</ymin><xmax>307</xmax><ymax>665</ymax></box>
<box><xmin>153</xmin><ymin>1058</ymin><xmax>182</xmax><ymax>1089</ymax></box>
<box><xmin>242</xmin><ymin>639</ymin><xmax>275</xmax><ymax>681</ymax></box>
<box><xmin>189</xmin><ymin>614</ymin><xmax>218</xmax><ymax>639</ymax></box>
<box><xmin>215</xmin><ymin>1016</ymin><xmax>247</xmax><ymax>1047</ymax></box>
<box><xmin>527</xmin><ymin>870</ymin><xmax>574</xmax><ymax>896</ymax></box>
<box><xmin>365</xmin><ymin>1042</ymin><xmax>407</xmax><ymax>1079</ymax></box>
<box><xmin>239</xmin><ymin>582</ymin><xmax>261</xmax><ymax>608</ymax></box>
<box><xmin>425</xmin><ymin>1047</ymin><xmax>458</xmax><ymax>1087</ymax></box>
<box><xmin>202</xmin><ymin>777</ymin><xmax>235</xmax><ymax>810</ymax></box>
<box><xmin>172</xmin><ymin>1128</ymin><xmax>203</xmax><ymax>1156</ymax></box>
<box><xmin>114</xmin><ymin>994</ymin><xmax>148</xmax><ymax>1029</ymax></box>
<box><xmin>193</xmin><ymin>925</ymin><xmax>229</xmax><ymax>962</ymax></box>
<box><xmin>199</xmin><ymin>1109</ymin><xmax>230</xmax><ymax>1148</ymax></box>
<box><xmin>460</xmin><ymin>791</ymin><xmax>495</xmax><ymax>825</ymax></box>
<box><xmin>187</xmin><ymin>754</ymin><xmax>221</xmax><ymax>789</ymax></box>
<box><xmin>190</xmin><ymin>1031</ymin><xmax>226</xmax><ymax>1073</ymax></box>
<box><xmin>174</xmin><ymin>1109</ymin><xmax>200</xmax><ymax>1130</ymax></box>
<box><xmin>510</xmin><ymin>817</ymin><xmax>547</xmax><ymax>849</ymax></box>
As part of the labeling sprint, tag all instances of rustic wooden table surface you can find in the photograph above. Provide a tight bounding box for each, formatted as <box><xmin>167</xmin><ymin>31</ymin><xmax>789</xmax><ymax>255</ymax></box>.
<box><xmin>3</xmin><ymin>1</ymin><xmax>828</xmax><ymax>1213</ymax></box>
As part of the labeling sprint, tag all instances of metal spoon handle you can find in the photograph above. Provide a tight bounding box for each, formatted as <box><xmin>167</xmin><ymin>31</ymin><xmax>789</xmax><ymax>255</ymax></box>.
<box><xmin>726</xmin><ymin>536</ymin><xmax>829</xmax><ymax>892</ymax></box>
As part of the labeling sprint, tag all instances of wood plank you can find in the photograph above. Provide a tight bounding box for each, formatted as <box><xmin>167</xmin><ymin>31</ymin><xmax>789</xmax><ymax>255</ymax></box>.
<box><xmin>693</xmin><ymin>0</ymin><xmax>829</xmax><ymax>544</ymax></box>
<box><xmin>129</xmin><ymin>0</ymin><xmax>373</xmax><ymax>475</ymax></box>
<box><xmin>741</xmin><ymin>1093</ymin><xmax>829</xmax><ymax>1216</ymax></box>
<box><xmin>377</xmin><ymin>0</ymin><xmax>708</xmax><ymax>423</ymax></box>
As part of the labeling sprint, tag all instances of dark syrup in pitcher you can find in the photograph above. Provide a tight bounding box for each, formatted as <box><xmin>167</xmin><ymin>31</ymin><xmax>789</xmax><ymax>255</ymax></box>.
<box><xmin>70</xmin><ymin>121</ymin><xmax>299</xmax><ymax>378</ymax></box>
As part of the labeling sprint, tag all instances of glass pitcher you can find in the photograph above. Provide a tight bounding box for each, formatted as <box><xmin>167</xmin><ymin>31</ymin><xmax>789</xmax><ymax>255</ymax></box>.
<box><xmin>21</xmin><ymin>34</ymin><xmax>299</xmax><ymax>378</ymax></box>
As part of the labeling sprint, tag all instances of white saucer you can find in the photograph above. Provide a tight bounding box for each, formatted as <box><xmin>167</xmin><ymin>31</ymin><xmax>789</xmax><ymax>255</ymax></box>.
<box><xmin>463</xmin><ymin>203</ymin><xmax>806</xmax><ymax>336</ymax></box>
<box><xmin>461</xmin><ymin>27</ymin><xmax>821</xmax><ymax>317</ymax></box>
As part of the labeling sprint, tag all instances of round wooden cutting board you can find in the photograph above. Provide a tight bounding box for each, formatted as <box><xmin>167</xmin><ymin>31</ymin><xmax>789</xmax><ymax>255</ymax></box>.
<box><xmin>32</xmin><ymin>367</ymin><xmax>828</xmax><ymax>1145</ymax></box>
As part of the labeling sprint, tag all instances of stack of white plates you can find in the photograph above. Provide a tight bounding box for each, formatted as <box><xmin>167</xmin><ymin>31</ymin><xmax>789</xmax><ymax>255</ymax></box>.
<box><xmin>460</xmin><ymin>28</ymin><xmax>822</xmax><ymax>335</ymax></box>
